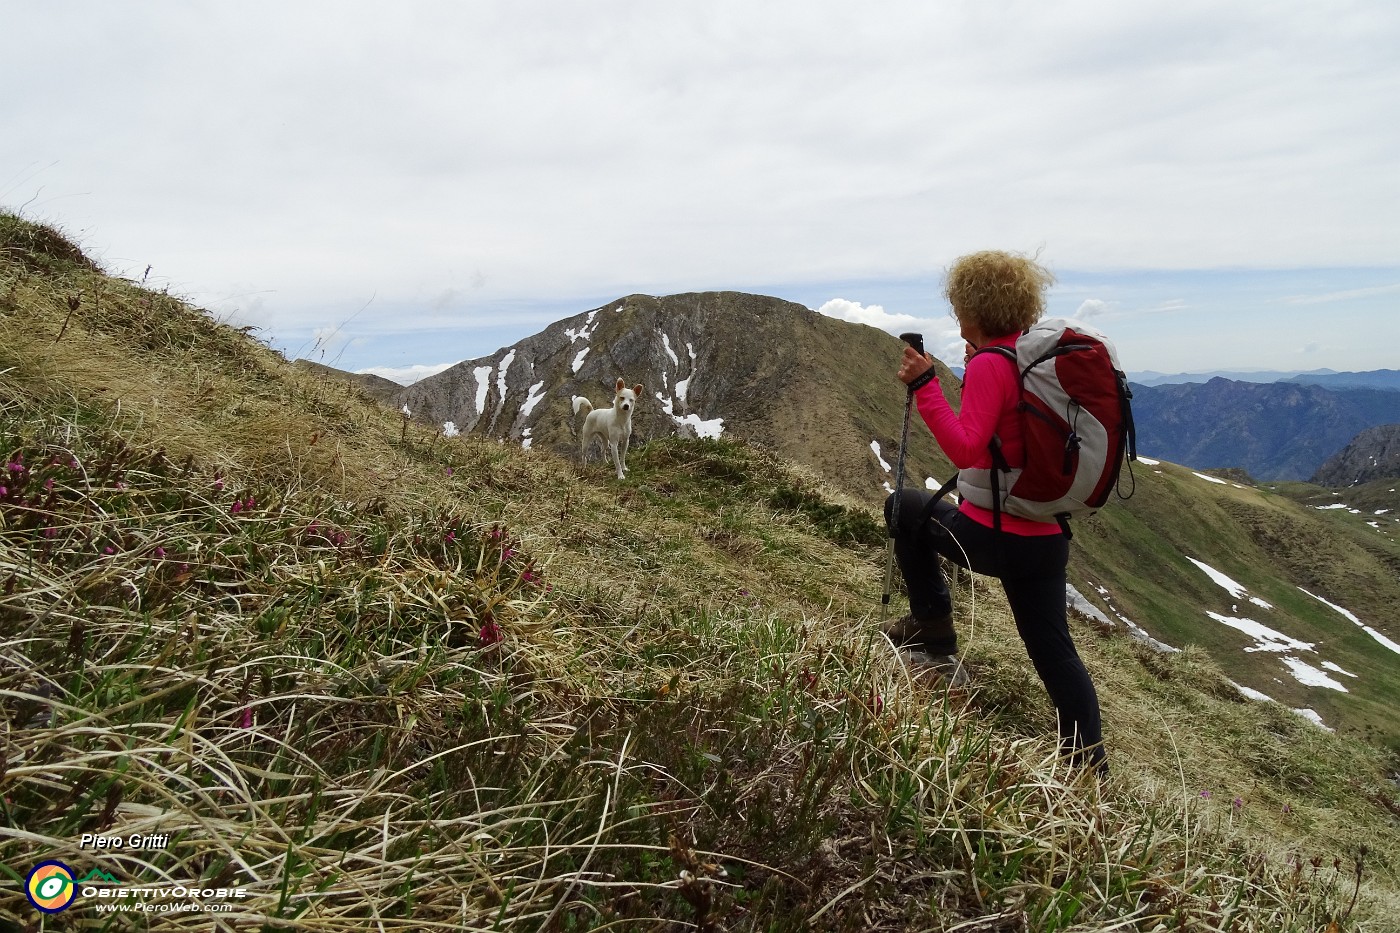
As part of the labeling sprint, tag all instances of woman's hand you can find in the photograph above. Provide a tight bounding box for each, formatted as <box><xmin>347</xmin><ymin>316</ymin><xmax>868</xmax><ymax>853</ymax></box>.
<box><xmin>898</xmin><ymin>346</ymin><xmax>934</xmax><ymax>386</ymax></box>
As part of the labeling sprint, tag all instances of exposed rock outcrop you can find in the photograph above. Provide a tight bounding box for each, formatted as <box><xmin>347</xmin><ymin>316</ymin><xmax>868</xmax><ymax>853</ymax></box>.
<box><xmin>1312</xmin><ymin>424</ymin><xmax>1400</xmax><ymax>487</ymax></box>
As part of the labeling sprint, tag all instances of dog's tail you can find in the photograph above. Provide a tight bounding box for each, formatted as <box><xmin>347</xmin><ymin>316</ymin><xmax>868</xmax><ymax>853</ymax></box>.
<box><xmin>571</xmin><ymin>396</ymin><xmax>593</xmax><ymax>417</ymax></box>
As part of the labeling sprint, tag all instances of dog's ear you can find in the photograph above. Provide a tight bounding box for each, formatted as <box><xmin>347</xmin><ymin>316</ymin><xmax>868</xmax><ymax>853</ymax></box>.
<box><xmin>633</xmin><ymin>383</ymin><xmax>644</xmax><ymax>396</ymax></box>
<box><xmin>614</xmin><ymin>377</ymin><xmax>625</xmax><ymax>392</ymax></box>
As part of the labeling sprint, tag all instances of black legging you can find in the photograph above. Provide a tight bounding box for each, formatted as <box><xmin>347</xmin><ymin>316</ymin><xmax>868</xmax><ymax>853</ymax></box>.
<box><xmin>885</xmin><ymin>489</ymin><xmax>1107</xmax><ymax>773</ymax></box>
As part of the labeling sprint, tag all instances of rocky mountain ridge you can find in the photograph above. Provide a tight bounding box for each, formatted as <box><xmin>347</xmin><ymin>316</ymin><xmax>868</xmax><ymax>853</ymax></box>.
<box><xmin>292</xmin><ymin>358</ymin><xmax>403</xmax><ymax>405</ymax></box>
<box><xmin>393</xmin><ymin>291</ymin><xmax>962</xmax><ymax>503</ymax></box>
<box><xmin>1312</xmin><ymin>423</ymin><xmax>1400</xmax><ymax>487</ymax></box>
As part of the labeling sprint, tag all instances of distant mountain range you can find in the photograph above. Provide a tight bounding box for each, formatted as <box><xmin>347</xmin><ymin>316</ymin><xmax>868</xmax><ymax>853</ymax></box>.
<box><xmin>1129</xmin><ymin>368</ymin><xmax>1400</xmax><ymax>390</ymax></box>
<box><xmin>1128</xmin><ymin>378</ymin><xmax>1399</xmax><ymax>482</ymax></box>
<box><xmin>1283</xmin><ymin>370</ymin><xmax>1400</xmax><ymax>391</ymax></box>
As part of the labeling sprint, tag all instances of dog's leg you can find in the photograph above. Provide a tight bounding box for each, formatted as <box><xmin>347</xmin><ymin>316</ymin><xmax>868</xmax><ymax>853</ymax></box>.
<box><xmin>609</xmin><ymin>440</ymin><xmax>624</xmax><ymax>480</ymax></box>
<box><xmin>620</xmin><ymin>432</ymin><xmax>631</xmax><ymax>475</ymax></box>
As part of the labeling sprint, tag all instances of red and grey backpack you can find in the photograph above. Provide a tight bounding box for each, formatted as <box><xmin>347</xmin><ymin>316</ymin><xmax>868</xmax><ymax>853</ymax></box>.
<box><xmin>938</xmin><ymin>318</ymin><xmax>1137</xmax><ymax>537</ymax></box>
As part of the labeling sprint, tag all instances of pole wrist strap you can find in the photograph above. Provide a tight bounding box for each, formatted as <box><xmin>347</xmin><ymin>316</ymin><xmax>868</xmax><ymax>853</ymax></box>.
<box><xmin>907</xmin><ymin>368</ymin><xmax>937</xmax><ymax>392</ymax></box>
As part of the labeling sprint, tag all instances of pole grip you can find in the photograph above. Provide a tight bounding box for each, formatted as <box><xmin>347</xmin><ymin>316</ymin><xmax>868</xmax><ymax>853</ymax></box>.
<box><xmin>899</xmin><ymin>332</ymin><xmax>925</xmax><ymax>356</ymax></box>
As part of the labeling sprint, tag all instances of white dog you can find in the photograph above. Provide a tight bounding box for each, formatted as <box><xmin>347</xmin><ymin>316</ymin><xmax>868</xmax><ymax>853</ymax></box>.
<box><xmin>572</xmin><ymin>378</ymin><xmax>644</xmax><ymax>480</ymax></box>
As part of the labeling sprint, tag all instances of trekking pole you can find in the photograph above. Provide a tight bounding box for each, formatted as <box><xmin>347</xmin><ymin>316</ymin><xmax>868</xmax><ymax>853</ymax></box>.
<box><xmin>881</xmin><ymin>332</ymin><xmax>924</xmax><ymax>623</ymax></box>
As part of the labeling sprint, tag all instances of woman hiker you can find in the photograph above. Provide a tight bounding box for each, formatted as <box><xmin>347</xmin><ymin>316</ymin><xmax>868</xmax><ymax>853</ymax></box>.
<box><xmin>883</xmin><ymin>249</ymin><xmax>1107</xmax><ymax>775</ymax></box>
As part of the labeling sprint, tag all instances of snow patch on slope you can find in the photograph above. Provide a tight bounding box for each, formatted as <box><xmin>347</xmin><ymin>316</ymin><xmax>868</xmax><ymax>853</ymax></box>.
<box><xmin>473</xmin><ymin>366</ymin><xmax>492</xmax><ymax>415</ymax></box>
<box><xmin>1187</xmin><ymin>557</ymin><xmax>1247</xmax><ymax>599</ymax></box>
<box><xmin>520</xmin><ymin>381</ymin><xmax>547</xmax><ymax>417</ymax></box>
<box><xmin>871</xmin><ymin>441</ymin><xmax>891</xmax><ymax>473</ymax></box>
<box><xmin>1204</xmin><ymin>611</ymin><xmax>1314</xmax><ymax>654</ymax></box>
<box><xmin>1300</xmin><ymin>587</ymin><xmax>1400</xmax><ymax>656</ymax></box>
<box><xmin>654</xmin><ymin>336</ymin><xmax>723</xmax><ymax>439</ymax></box>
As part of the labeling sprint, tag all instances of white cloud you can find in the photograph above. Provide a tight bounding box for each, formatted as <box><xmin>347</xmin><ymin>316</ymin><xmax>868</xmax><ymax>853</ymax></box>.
<box><xmin>817</xmin><ymin>298</ymin><xmax>921</xmax><ymax>331</ymax></box>
<box><xmin>1073</xmin><ymin>299</ymin><xmax>1110</xmax><ymax>320</ymax></box>
<box><xmin>816</xmin><ymin>299</ymin><xmax>963</xmax><ymax>364</ymax></box>
<box><xmin>4</xmin><ymin>2</ymin><xmax>1397</xmax><ymax>374</ymax></box>
<box><xmin>356</xmin><ymin>363</ymin><xmax>456</xmax><ymax>386</ymax></box>
<box><xmin>1282</xmin><ymin>283</ymin><xmax>1400</xmax><ymax>305</ymax></box>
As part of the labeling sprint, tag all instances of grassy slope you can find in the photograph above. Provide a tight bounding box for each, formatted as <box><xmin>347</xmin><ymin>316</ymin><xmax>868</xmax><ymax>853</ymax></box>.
<box><xmin>2</xmin><ymin>212</ymin><xmax>1399</xmax><ymax>930</ymax></box>
<box><xmin>1070</xmin><ymin>458</ymin><xmax>1400</xmax><ymax>753</ymax></box>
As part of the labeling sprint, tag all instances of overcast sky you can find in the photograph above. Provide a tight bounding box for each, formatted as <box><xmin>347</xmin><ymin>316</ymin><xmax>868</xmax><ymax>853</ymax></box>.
<box><xmin>4</xmin><ymin>1</ymin><xmax>1397</xmax><ymax>381</ymax></box>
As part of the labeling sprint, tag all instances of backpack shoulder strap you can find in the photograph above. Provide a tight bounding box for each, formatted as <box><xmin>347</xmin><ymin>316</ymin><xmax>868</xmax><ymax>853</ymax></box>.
<box><xmin>969</xmin><ymin>344</ymin><xmax>1018</xmax><ymax>366</ymax></box>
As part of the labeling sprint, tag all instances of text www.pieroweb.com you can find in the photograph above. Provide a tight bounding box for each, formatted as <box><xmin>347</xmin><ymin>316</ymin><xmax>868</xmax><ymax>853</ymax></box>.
<box><xmin>92</xmin><ymin>899</ymin><xmax>236</xmax><ymax>914</ymax></box>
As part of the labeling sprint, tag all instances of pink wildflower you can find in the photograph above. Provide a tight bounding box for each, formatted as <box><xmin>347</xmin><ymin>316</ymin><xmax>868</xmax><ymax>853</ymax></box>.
<box><xmin>153</xmin><ymin>547</ymin><xmax>167</xmax><ymax>559</ymax></box>
<box><xmin>239</xmin><ymin>707</ymin><xmax>253</xmax><ymax>729</ymax></box>
<box><xmin>1199</xmin><ymin>790</ymin><xmax>1212</xmax><ymax>800</ymax></box>
<box><xmin>231</xmin><ymin>501</ymin><xmax>242</xmax><ymax>515</ymax></box>
<box><xmin>479</xmin><ymin>620</ymin><xmax>503</xmax><ymax>647</ymax></box>
<box><xmin>0</xmin><ymin>486</ymin><xmax>7</xmax><ymax>497</ymax></box>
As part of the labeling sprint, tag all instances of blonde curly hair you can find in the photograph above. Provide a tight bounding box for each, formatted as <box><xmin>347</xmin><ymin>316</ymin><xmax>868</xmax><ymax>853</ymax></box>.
<box><xmin>943</xmin><ymin>250</ymin><xmax>1054</xmax><ymax>337</ymax></box>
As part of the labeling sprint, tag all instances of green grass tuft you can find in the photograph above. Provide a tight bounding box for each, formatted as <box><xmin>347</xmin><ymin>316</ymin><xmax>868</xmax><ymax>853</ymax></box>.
<box><xmin>2</xmin><ymin>221</ymin><xmax>1398</xmax><ymax>929</ymax></box>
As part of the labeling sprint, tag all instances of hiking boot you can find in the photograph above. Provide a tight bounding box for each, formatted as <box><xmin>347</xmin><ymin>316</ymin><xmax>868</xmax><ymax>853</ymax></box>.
<box><xmin>881</xmin><ymin>611</ymin><xmax>955</xmax><ymax>651</ymax></box>
<box><xmin>903</xmin><ymin>648</ymin><xmax>971</xmax><ymax>688</ymax></box>
<box><xmin>881</xmin><ymin>612</ymin><xmax>924</xmax><ymax>648</ymax></box>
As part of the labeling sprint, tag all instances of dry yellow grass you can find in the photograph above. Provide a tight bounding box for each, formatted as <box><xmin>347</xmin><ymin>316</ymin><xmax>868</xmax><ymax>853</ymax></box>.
<box><xmin>3</xmin><ymin>212</ymin><xmax>1398</xmax><ymax>930</ymax></box>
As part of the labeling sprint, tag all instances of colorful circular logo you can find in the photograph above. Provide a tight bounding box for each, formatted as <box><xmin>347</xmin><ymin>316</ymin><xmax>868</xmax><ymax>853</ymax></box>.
<box><xmin>26</xmin><ymin>861</ymin><xmax>77</xmax><ymax>913</ymax></box>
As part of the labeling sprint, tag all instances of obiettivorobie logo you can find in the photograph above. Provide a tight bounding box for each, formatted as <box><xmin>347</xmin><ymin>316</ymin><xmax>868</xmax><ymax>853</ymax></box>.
<box><xmin>25</xmin><ymin>861</ymin><xmax>78</xmax><ymax>913</ymax></box>
<box><xmin>25</xmin><ymin>861</ymin><xmax>247</xmax><ymax>915</ymax></box>
<box><xmin>78</xmin><ymin>868</ymin><xmax>123</xmax><ymax>885</ymax></box>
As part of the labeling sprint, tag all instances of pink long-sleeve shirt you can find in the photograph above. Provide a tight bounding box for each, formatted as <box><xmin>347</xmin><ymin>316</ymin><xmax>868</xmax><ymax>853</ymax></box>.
<box><xmin>914</xmin><ymin>333</ymin><xmax>1061</xmax><ymax>536</ymax></box>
